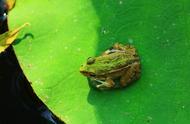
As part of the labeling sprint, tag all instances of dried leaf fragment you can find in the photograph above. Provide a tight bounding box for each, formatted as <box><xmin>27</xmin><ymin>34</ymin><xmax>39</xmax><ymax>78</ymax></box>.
<box><xmin>0</xmin><ymin>23</ymin><xmax>30</xmax><ymax>53</ymax></box>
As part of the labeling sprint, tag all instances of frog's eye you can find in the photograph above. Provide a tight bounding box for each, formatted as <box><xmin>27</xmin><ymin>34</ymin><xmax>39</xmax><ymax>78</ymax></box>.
<box><xmin>87</xmin><ymin>57</ymin><xmax>95</xmax><ymax>65</ymax></box>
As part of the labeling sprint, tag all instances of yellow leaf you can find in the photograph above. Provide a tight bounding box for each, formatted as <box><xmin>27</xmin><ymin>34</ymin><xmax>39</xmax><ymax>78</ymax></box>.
<box><xmin>0</xmin><ymin>23</ymin><xmax>30</xmax><ymax>53</ymax></box>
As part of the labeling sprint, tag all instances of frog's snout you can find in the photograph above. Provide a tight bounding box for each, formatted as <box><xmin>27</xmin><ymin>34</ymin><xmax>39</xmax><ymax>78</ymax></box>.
<box><xmin>79</xmin><ymin>65</ymin><xmax>87</xmax><ymax>74</ymax></box>
<box><xmin>80</xmin><ymin>67</ymin><xmax>96</xmax><ymax>77</ymax></box>
<box><xmin>79</xmin><ymin>69</ymin><xmax>89</xmax><ymax>77</ymax></box>
<box><xmin>80</xmin><ymin>64</ymin><xmax>85</xmax><ymax>71</ymax></box>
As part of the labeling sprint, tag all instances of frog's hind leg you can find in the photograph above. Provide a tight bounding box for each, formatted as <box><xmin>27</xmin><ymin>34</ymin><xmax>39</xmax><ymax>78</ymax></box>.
<box><xmin>102</xmin><ymin>43</ymin><xmax>125</xmax><ymax>55</ymax></box>
<box><xmin>120</xmin><ymin>62</ymin><xmax>141</xmax><ymax>87</ymax></box>
<box><xmin>96</xmin><ymin>77</ymin><xmax>115</xmax><ymax>90</ymax></box>
<box><xmin>103</xmin><ymin>49</ymin><xmax>124</xmax><ymax>55</ymax></box>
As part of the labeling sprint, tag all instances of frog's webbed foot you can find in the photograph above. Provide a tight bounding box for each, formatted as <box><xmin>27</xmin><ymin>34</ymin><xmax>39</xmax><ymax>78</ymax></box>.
<box><xmin>93</xmin><ymin>77</ymin><xmax>115</xmax><ymax>90</ymax></box>
<box><xmin>120</xmin><ymin>62</ymin><xmax>141</xmax><ymax>87</ymax></box>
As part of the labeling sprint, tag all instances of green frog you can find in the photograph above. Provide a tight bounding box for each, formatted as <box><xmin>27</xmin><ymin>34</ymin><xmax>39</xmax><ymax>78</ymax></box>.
<box><xmin>80</xmin><ymin>43</ymin><xmax>141</xmax><ymax>90</ymax></box>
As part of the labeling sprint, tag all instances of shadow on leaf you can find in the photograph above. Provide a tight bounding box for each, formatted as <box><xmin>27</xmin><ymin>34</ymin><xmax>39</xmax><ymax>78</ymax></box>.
<box><xmin>13</xmin><ymin>33</ymin><xmax>34</xmax><ymax>45</ymax></box>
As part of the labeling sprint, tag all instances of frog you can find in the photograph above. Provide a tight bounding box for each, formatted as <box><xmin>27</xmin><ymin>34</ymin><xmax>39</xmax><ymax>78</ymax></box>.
<box><xmin>79</xmin><ymin>43</ymin><xmax>141</xmax><ymax>90</ymax></box>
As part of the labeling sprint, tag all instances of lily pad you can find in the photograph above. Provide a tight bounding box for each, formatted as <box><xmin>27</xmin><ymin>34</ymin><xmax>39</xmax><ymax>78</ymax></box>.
<box><xmin>9</xmin><ymin>0</ymin><xmax>190</xmax><ymax>124</ymax></box>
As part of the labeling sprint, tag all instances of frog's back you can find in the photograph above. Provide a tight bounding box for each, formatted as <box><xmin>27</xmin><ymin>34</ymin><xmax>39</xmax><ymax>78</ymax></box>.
<box><xmin>93</xmin><ymin>52</ymin><xmax>138</xmax><ymax>74</ymax></box>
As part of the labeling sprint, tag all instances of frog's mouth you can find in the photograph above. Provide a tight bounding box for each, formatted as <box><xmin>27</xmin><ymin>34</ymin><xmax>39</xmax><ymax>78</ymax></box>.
<box><xmin>80</xmin><ymin>70</ymin><xmax>96</xmax><ymax>78</ymax></box>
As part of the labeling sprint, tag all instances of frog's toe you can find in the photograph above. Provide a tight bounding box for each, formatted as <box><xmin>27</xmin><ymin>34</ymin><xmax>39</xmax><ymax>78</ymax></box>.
<box><xmin>96</xmin><ymin>84</ymin><xmax>109</xmax><ymax>90</ymax></box>
<box><xmin>96</xmin><ymin>84</ymin><xmax>103</xmax><ymax>88</ymax></box>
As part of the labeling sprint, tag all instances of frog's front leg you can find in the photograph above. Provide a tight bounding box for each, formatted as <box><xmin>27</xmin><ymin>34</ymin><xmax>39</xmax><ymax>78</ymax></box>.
<box><xmin>120</xmin><ymin>62</ymin><xmax>140</xmax><ymax>87</ymax></box>
<box><xmin>94</xmin><ymin>77</ymin><xmax>115</xmax><ymax>90</ymax></box>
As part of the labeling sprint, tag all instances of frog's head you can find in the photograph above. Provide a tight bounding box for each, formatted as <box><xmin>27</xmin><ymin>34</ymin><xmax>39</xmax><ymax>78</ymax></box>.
<box><xmin>0</xmin><ymin>0</ymin><xmax>16</xmax><ymax>33</ymax></box>
<box><xmin>80</xmin><ymin>57</ymin><xmax>97</xmax><ymax>78</ymax></box>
